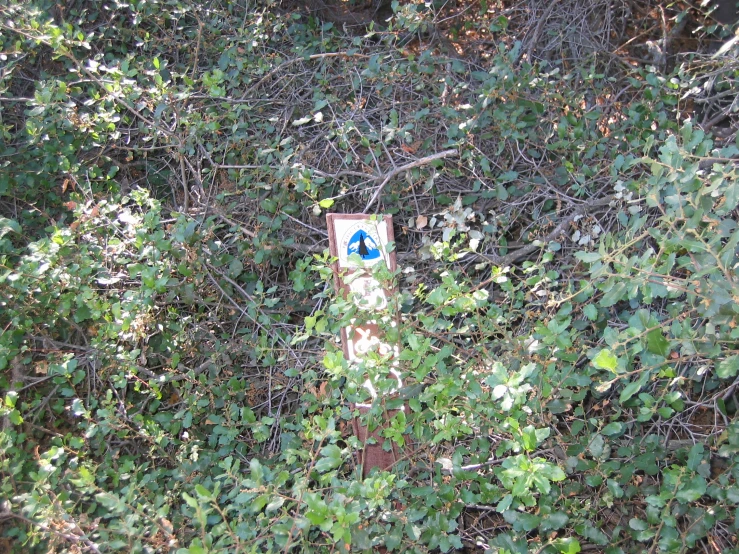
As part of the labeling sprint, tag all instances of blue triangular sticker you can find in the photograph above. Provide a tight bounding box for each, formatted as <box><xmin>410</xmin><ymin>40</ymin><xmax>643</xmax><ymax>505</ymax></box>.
<box><xmin>347</xmin><ymin>230</ymin><xmax>381</xmax><ymax>260</ymax></box>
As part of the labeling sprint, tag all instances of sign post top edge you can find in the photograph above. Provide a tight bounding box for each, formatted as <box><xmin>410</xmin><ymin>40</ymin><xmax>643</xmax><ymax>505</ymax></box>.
<box><xmin>326</xmin><ymin>213</ymin><xmax>393</xmax><ymax>223</ymax></box>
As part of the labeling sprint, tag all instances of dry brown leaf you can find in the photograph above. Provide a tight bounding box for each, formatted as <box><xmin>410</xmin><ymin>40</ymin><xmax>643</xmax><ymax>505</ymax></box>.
<box><xmin>160</xmin><ymin>517</ymin><xmax>174</xmax><ymax>536</ymax></box>
<box><xmin>402</xmin><ymin>140</ymin><xmax>422</xmax><ymax>154</ymax></box>
<box><xmin>416</xmin><ymin>215</ymin><xmax>428</xmax><ymax>229</ymax></box>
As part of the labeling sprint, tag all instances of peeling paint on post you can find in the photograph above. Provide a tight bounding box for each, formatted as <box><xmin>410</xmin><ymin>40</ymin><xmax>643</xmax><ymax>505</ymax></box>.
<box><xmin>326</xmin><ymin>214</ymin><xmax>403</xmax><ymax>475</ymax></box>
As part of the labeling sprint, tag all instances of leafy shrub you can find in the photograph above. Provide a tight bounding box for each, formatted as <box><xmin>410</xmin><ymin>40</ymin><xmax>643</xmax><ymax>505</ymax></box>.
<box><xmin>2</xmin><ymin>1</ymin><xmax>739</xmax><ymax>553</ymax></box>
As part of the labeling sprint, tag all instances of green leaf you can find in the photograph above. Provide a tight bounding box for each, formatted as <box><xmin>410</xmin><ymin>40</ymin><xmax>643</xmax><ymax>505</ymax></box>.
<box><xmin>587</xmin><ymin>434</ymin><xmax>605</xmax><ymax>458</ymax></box>
<box><xmin>687</xmin><ymin>443</ymin><xmax>704</xmax><ymax>471</ymax></box>
<box><xmin>575</xmin><ymin>251</ymin><xmax>601</xmax><ymax>263</ymax></box>
<box><xmin>538</xmin><ymin>461</ymin><xmax>566</xmax><ymax>481</ymax></box>
<box><xmin>499</xmin><ymin>170</ymin><xmax>518</xmax><ymax>183</ymax></box>
<box><xmin>229</xmin><ymin>258</ymin><xmax>243</xmax><ymax>278</ymax></box>
<box><xmin>601</xmin><ymin>422</ymin><xmax>623</xmax><ymax>436</ymax></box>
<box><xmin>577</xmin><ymin>523</ymin><xmax>609</xmax><ymax>545</ymax></box>
<box><xmin>426</xmin><ymin>286</ymin><xmax>447</xmax><ymax>306</ymax></box>
<box><xmin>314</xmin><ymin>444</ymin><xmax>343</xmax><ymax>473</ymax></box>
<box><xmin>552</xmin><ymin>538</ymin><xmax>581</xmax><ymax>554</ymax></box>
<box><xmin>675</xmin><ymin>475</ymin><xmax>707</xmax><ymax>502</ymax></box>
<box><xmin>8</xmin><ymin>410</ymin><xmax>23</xmax><ymax>425</ymax></box>
<box><xmin>619</xmin><ymin>381</ymin><xmax>642</xmax><ymax>403</ymax></box>
<box><xmin>541</xmin><ymin>511</ymin><xmax>569</xmax><ymax>531</ymax></box>
<box><xmin>496</xmin><ymin>494</ymin><xmax>513</xmax><ymax>513</ymax></box>
<box><xmin>265</xmin><ymin>496</ymin><xmax>285</xmax><ymax>513</ymax></box>
<box><xmin>583</xmin><ymin>304</ymin><xmax>598</xmax><ymax>320</ymax></box>
<box><xmin>717</xmin><ymin>355</ymin><xmax>739</xmax><ymax>378</ymax></box>
<box><xmin>0</xmin><ymin>217</ymin><xmax>21</xmax><ymax>239</ymax></box>
<box><xmin>319</xmin><ymin>198</ymin><xmax>334</xmax><ymax>209</ymax></box>
<box><xmin>620</xmin><ymin>371</ymin><xmax>650</xmax><ymax>403</ymax></box>
<box><xmin>646</xmin><ymin>328</ymin><xmax>669</xmax><ymax>357</ymax></box>
<box><xmin>521</xmin><ymin>425</ymin><xmax>537</xmax><ymax>451</ymax></box>
<box><xmin>532</xmin><ymin>474</ymin><xmax>552</xmax><ymax>494</ymax></box>
<box><xmin>188</xmin><ymin>545</ymin><xmax>207</xmax><ymax>554</ymax></box>
<box><xmin>535</xmin><ymin>427</ymin><xmax>551</xmax><ymax>444</ymax></box>
<box><xmin>182</xmin><ymin>492</ymin><xmax>198</xmax><ymax>508</ymax></box>
<box><xmin>629</xmin><ymin>518</ymin><xmax>648</xmax><ymax>531</ymax></box>
<box><xmin>250</xmin><ymin>494</ymin><xmax>270</xmax><ymax>513</ymax></box>
<box><xmin>599</xmin><ymin>281</ymin><xmax>627</xmax><ymax>307</ymax></box>
<box><xmin>71</xmin><ymin>398</ymin><xmax>87</xmax><ymax>416</ymax></box>
<box><xmin>607</xmin><ymin>479</ymin><xmax>624</xmax><ymax>498</ymax></box>
<box><xmin>4</xmin><ymin>391</ymin><xmax>18</xmax><ymax>408</ymax></box>
<box><xmin>503</xmin><ymin>510</ymin><xmax>540</xmax><ymax>532</ymax></box>
<box><xmin>592</xmin><ymin>349</ymin><xmax>618</xmax><ymax>371</ymax></box>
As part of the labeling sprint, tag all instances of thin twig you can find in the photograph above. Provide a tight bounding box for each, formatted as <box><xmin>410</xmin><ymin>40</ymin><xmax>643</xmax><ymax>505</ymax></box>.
<box><xmin>240</xmin><ymin>52</ymin><xmax>369</xmax><ymax>99</ymax></box>
<box><xmin>0</xmin><ymin>510</ymin><xmax>102</xmax><ymax>553</ymax></box>
<box><xmin>363</xmin><ymin>149</ymin><xmax>458</xmax><ymax>213</ymax></box>
<box><xmin>523</xmin><ymin>0</ymin><xmax>560</xmax><ymax>63</ymax></box>
<box><xmin>190</xmin><ymin>17</ymin><xmax>203</xmax><ymax>81</ymax></box>
<box><xmin>480</xmin><ymin>195</ymin><xmax>614</xmax><ymax>267</ymax></box>
<box><xmin>179</xmin><ymin>154</ymin><xmax>189</xmax><ymax>212</ymax></box>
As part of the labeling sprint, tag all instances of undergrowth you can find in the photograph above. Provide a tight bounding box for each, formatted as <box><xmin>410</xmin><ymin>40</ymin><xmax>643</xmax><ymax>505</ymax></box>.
<box><xmin>1</xmin><ymin>0</ymin><xmax>739</xmax><ymax>552</ymax></box>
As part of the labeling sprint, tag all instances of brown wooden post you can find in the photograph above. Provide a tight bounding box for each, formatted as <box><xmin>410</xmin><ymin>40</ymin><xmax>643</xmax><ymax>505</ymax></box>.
<box><xmin>326</xmin><ymin>214</ymin><xmax>403</xmax><ymax>475</ymax></box>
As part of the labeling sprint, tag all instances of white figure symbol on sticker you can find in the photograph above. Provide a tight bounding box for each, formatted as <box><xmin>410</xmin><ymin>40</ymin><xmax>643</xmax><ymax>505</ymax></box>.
<box><xmin>352</xmin><ymin>327</ymin><xmax>392</xmax><ymax>357</ymax></box>
<box><xmin>349</xmin><ymin>276</ymin><xmax>387</xmax><ymax>310</ymax></box>
<box><xmin>349</xmin><ymin>326</ymin><xmax>403</xmax><ymax>407</ymax></box>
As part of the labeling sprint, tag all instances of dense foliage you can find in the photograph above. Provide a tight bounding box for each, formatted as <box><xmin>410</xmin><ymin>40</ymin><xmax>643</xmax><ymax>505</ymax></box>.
<box><xmin>2</xmin><ymin>0</ymin><xmax>739</xmax><ymax>552</ymax></box>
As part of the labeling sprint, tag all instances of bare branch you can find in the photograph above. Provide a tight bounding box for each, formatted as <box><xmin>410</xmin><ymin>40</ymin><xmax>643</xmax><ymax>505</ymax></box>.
<box><xmin>481</xmin><ymin>195</ymin><xmax>615</xmax><ymax>267</ymax></box>
<box><xmin>363</xmin><ymin>149</ymin><xmax>459</xmax><ymax>213</ymax></box>
<box><xmin>241</xmin><ymin>52</ymin><xmax>369</xmax><ymax>99</ymax></box>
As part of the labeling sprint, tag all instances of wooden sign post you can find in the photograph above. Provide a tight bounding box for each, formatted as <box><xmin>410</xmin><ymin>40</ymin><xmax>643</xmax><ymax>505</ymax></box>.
<box><xmin>326</xmin><ymin>214</ymin><xmax>403</xmax><ymax>475</ymax></box>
